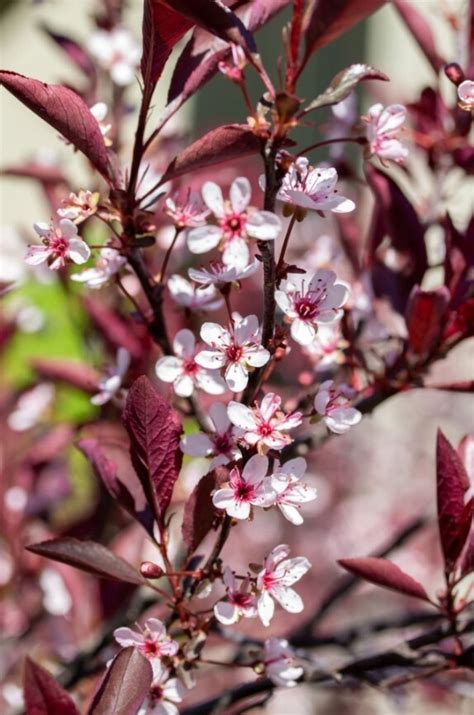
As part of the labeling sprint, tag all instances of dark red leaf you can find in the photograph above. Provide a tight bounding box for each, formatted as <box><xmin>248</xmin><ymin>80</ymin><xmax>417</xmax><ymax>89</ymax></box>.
<box><xmin>26</xmin><ymin>537</ymin><xmax>145</xmax><ymax>585</ymax></box>
<box><xmin>0</xmin><ymin>71</ymin><xmax>111</xmax><ymax>181</ymax></box>
<box><xmin>82</xmin><ymin>296</ymin><xmax>143</xmax><ymax>359</ymax></box>
<box><xmin>436</xmin><ymin>430</ymin><xmax>473</xmax><ymax>570</ymax></box>
<box><xmin>302</xmin><ymin>0</ymin><xmax>387</xmax><ymax>71</ymax></box>
<box><xmin>77</xmin><ymin>438</ymin><xmax>155</xmax><ymax>536</ymax></box>
<box><xmin>303</xmin><ymin>63</ymin><xmax>388</xmax><ymax>114</ymax></box>
<box><xmin>122</xmin><ymin>376</ymin><xmax>183</xmax><ymax>525</ymax></box>
<box><xmin>405</xmin><ymin>285</ymin><xmax>450</xmax><ymax>359</ymax></box>
<box><xmin>41</xmin><ymin>25</ymin><xmax>97</xmax><ymax>78</ymax></box>
<box><xmin>460</xmin><ymin>530</ymin><xmax>474</xmax><ymax>578</ymax></box>
<box><xmin>166</xmin><ymin>0</ymin><xmax>289</xmax><ymax>113</ymax></box>
<box><xmin>159</xmin><ymin>123</ymin><xmax>262</xmax><ymax>185</ymax></box>
<box><xmin>88</xmin><ymin>647</ymin><xmax>152</xmax><ymax>715</ymax></box>
<box><xmin>31</xmin><ymin>358</ymin><xmax>100</xmax><ymax>393</ymax></box>
<box><xmin>23</xmin><ymin>657</ymin><xmax>79</xmax><ymax>715</ymax></box>
<box><xmin>392</xmin><ymin>0</ymin><xmax>445</xmax><ymax>73</ymax></box>
<box><xmin>141</xmin><ymin>0</ymin><xmax>193</xmax><ymax>88</ymax></box>
<box><xmin>366</xmin><ymin>166</ymin><xmax>428</xmax><ymax>313</ymax></box>
<box><xmin>182</xmin><ymin>471</ymin><xmax>217</xmax><ymax>553</ymax></box>
<box><xmin>2</xmin><ymin>160</ymin><xmax>67</xmax><ymax>185</ymax></box>
<box><xmin>158</xmin><ymin>0</ymin><xmax>256</xmax><ymax>53</ymax></box>
<box><xmin>338</xmin><ymin>556</ymin><xmax>430</xmax><ymax>602</ymax></box>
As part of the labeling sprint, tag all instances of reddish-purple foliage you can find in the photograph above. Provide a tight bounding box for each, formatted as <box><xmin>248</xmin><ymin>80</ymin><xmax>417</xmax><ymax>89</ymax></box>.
<box><xmin>182</xmin><ymin>470</ymin><xmax>217</xmax><ymax>553</ymax></box>
<box><xmin>87</xmin><ymin>647</ymin><xmax>152</xmax><ymax>715</ymax></box>
<box><xmin>23</xmin><ymin>658</ymin><xmax>80</xmax><ymax>715</ymax></box>
<box><xmin>338</xmin><ymin>557</ymin><xmax>431</xmax><ymax>602</ymax></box>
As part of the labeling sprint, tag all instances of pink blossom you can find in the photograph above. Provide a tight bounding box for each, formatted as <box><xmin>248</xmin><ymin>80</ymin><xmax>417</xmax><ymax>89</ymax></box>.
<box><xmin>113</xmin><ymin>617</ymin><xmax>179</xmax><ymax>659</ymax></box>
<box><xmin>187</xmin><ymin>178</ymin><xmax>281</xmax><ymax>270</ymax></box>
<box><xmin>218</xmin><ymin>45</ymin><xmax>247</xmax><ymax>84</ymax></box>
<box><xmin>91</xmin><ymin>348</ymin><xmax>130</xmax><ymax>406</ymax></box>
<box><xmin>155</xmin><ymin>329</ymin><xmax>226</xmax><ymax>398</ymax></box>
<box><xmin>270</xmin><ymin>457</ymin><xmax>317</xmax><ymax>525</ymax></box>
<box><xmin>25</xmin><ymin>219</ymin><xmax>90</xmax><ymax>270</ymax></box>
<box><xmin>213</xmin><ymin>567</ymin><xmax>257</xmax><ymax>624</ymax></box>
<box><xmin>195</xmin><ymin>315</ymin><xmax>270</xmax><ymax>392</ymax></box>
<box><xmin>57</xmin><ymin>190</ymin><xmax>100</xmax><ymax>223</ymax></box>
<box><xmin>314</xmin><ymin>380</ymin><xmax>362</xmax><ymax>434</ymax></box>
<box><xmin>165</xmin><ymin>193</ymin><xmax>209</xmax><ymax>229</ymax></box>
<box><xmin>304</xmin><ymin>323</ymin><xmax>346</xmax><ymax>370</ymax></box>
<box><xmin>7</xmin><ymin>383</ymin><xmax>55</xmax><ymax>432</ymax></box>
<box><xmin>188</xmin><ymin>259</ymin><xmax>259</xmax><ymax>287</ymax></box>
<box><xmin>275</xmin><ymin>269</ymin><xmax>349</xmax><ymax>346</ymax></box>
<box><xmin>458</xmin><ymin>80</ymin><xmax>474</xmax><ymax>111</ymax></box>
<box><xmin>139</xmin><ymin>661</ymin><xmax>186</xmax><ymax>715</ymax></box>
<box><xmin>167</xmin><ymin>274</ymin><xmax>223</xmax><ymax>312</ymax></box>
<box><xmin>71</xmin><ymin>248</ymin><xmax>126</xmax><ymax>289</ymax></box>
<box><xmin>276</xmin><ymin>157</ymin><xmax>355</xmax><ymax>213</ymax></box>
<box><xmin>263</xmin><ymin>638</ymin><xmax>304</xmax><ymax>687</ymax></box>
<box><xmin>88</xmin><ymin>28</ymin><xmax>140</xmax><ymax>86</ymax></box>
<box><xmin>90</xmin><ymin>102</ymin><xmax>112</xmax><ymax>145</ymax></box>
<box><xmin>227</xmin><ymin>393</ymin><xmax>303</xmax><ymax>451</ymax></box>
<box><xmin>212</xmin><ymin>454</ymin><xmax>276</xmax><ymax>519</ymax></box>
<box><xmin>363</xmin><ymin>103</ymin><xmax>408</xmax><ymax>163</ymax></box>
<box><xmin>180</xmin><ymin>402</ymin><xmax>242</xmax><ymax>470</ymax></box>
<box><xmin>256</xmin><ymin>545</ymin><xmax>311</xmax><ymax>627</ymax></box>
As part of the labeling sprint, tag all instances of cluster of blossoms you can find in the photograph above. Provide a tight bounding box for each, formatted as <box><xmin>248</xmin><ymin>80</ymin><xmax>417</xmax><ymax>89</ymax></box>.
<box><xmin>363</xmin><ymin>102</ymin><xmax>408</xmax><ymax>164</ymax></box>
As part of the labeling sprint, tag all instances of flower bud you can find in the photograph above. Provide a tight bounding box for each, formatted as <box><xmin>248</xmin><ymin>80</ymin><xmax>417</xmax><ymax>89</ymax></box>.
<box><xmin>140</xmin><ymin>561</ymin><xmax>164</xmax><ymax>579</ymax></box>
<box><xmin>444</xmin><ymin>62</ymin><xmax>464</xmax><ymax>86</ymax></box>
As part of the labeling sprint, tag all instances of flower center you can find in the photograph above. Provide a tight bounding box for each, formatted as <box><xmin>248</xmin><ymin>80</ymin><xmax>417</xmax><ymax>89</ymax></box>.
<box><xmin>183</xmin><ymin>358</ymin><xmax>199</xmax><ymax>376</ymax></box>
<box><xmin>225</xmin><ymin>343</ymin><xmax>243</xmax><ymax>362</ymax></box>
<box><xmin>142</xmin><ymin>639</ymin><xmax>160</xmax><ymax>657</ymax></box>
<box><xmin>223</xmin><ymin>213</ymin><xmax>245</xmax><ymax>238</ymax></box>
<box><xmin>231</xmin><ymin>592</ymin><xmax>253</xmax><ymax>607</ymax></box>
<box><xmin>235</xmin><ymin>481</ymin><xmax>254</xmax><ymax>501</ymax></box>
<box><xmin>257</xmin><ymin>421</ymin><xmax>273</xmax><ymax>437</ymax></box>
<box><xmin>294</xmin><ymin>295</ymin><xmax>319</xmax><ymax>320</ymax></box>
<box><xmin>150</xmin><ymin>685</ymin><xmax>164</xmax><ymax>703</ymax></box>
<box><xmin>47</xmin><ymin>235</ymin><xmax>68</xmax><ymax>256</ymax></box>
<box><xmin>212</xmin><ymin>431</ymin><xmax>233</xmax><ymax>455</ymax></box>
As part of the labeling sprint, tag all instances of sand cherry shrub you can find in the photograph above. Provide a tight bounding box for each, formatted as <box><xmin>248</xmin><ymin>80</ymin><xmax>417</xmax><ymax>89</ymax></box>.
<box><xmin>1</xmin><ymin>1</ymin><xmax>472</xmax><ymax>714</ymax></box>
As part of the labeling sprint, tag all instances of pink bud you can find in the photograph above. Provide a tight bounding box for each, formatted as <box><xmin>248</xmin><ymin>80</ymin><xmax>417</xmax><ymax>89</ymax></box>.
<box><xmin>140</xmin><ymin>561</ymin><xmax>164</xmax><ymax>579</ymax></box>
<box><xmin>444</xmin><ymin>63</ymin><xmax>464</xmax><ymax>86</ymax></box>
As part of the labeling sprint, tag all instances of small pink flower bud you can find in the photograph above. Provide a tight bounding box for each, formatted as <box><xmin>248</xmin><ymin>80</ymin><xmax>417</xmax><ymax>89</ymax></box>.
<box><xmin>444</xmin><ymin>62</ymin><xmax>464</xmax><ymax>86</ymax></box>
<box><xmin>140</xmin><ymin>561</ymin><xmax>164</xmax><ymax>579</ymax></box>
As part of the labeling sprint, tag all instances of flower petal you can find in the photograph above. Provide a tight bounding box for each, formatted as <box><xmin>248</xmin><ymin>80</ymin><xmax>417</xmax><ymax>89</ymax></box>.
<box><xmin>230</xmin><ymin>176</ymin><xmax>251</xmax><ymax>213</ymax></box>
<box><xmin>202</xmin><ymin>181</ymin><xmax>225</xmax><ymax>217</ymax></box>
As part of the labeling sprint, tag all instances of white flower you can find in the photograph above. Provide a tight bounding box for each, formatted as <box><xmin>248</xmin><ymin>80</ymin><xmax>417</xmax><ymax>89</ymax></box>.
<box><xmin>180</xmin><ymin>402</ymin><xmax>242</xmax><ymax>470</ymax></box>
<box><xmin>213</xmin><ymin>567</ymin><xmax>257</xmax><ymax>624</ymax></box>
<box><xmin>71</xmin><ymin>248</ymin><xmax>126</xmax><ymax>289</ymax></box>
<box><xmin>195</xmin><ymin>315</ymin><xmax>270</xmax><ymax>392</ymax></box>
<box><xmin>90</xmin><ymin>102</ymin><xmax>112</xmax><ymax>145</ymax></box>
<box><xmin>167</xmin><ymin>274</ymin><xmax>223</xmax><ymax>312</ymax></box>
<box><xmin>227</xmin><ymin>393</ymin><xmax>302</xmax><ymax>451</ymax></box>
<box><xmin>187</xmin><ymin>177</ymin><xmax>281</xmax><ymax>270</ymax></box>
<box><xmin>314</xmin><ymin>379</ymin><xmax>362</xmax><ymax>434</ymax></box>
<box><xmin>212</xmin><ymin>454</ymin><xmax>276</xmax><ymax>519</ymax></box>
<box><xmin>256</xmin><ymin>544</ymin><xmax>311</xmax><ymax>627</ymax></box>
<box><xmin>458</xmin><ymin>80</ymin><xmax>474</xmax><ymax>111</ymax></box>
<box><xmin>363</xmin><ymin>103</ymin><xmax>408</xmax><ymax>163</ymax></box>
<box><xmin>92</xmin><ymin>348</ymin><xmax>130</xmax><ymax>406</ymax></box>
<box><xmin>275</xmin><ymin>269</ymin><xmax>349</xmax><ymax>346</ymax></box>
<box><xmin>113</xmin><ymin>617</ymin><xmax>179</xmax><ymax>659</ymax></box>
<box><xmin>276</xmin><ymin>157</ymin><xmax>355</xmax><ymax>213</ymax></box>
<box><xmin>57</xmin><ymin>190</ymin><xmax>99</xmax><ymax>223</ymax></box>
<box><xmin>25</xmin><ymin>219</ymin><xmax>90</xmax><ymax>270</ymax></box>
<box><xmin>188</xmin><ymin>259</ymin><xmax>259</xmax><ymax>287</ymax></box>
<box><xmin>155</xmin><ymin>329</ymin><xmax>226</xmax><ymax>398</ymax></box>
<box><xmin>88</xmin><ymin>28</ymin><xmax>141</xmax><ymax>86</ymax></box>
<box><xmin>263</xmin><ymin>638</ymin><xmax>304</xmax><ymax>688</ymax></box>
<box><xmin>139</xmin><ymin>661</ymin><xmax>186</xmax><ymax>715</ymax></box>
<box><xmin>304</xmin><ymin>323</ymin><xmax>346</xmax><ymax>370</ymax></box>
<box><xmin>269</xmin><ymin>457</ymin><xmax>317</xmax><ymax>525</ymax></box>
<box><xmin>7</xmin><ymin>383</ymin><xmax>55</xmax><ymax>432</ymax></box>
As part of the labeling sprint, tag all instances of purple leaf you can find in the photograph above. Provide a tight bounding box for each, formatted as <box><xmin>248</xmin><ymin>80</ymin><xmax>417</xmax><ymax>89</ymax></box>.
<box><xmin>41</xmin><ymin>25</ymin><xmax>97</xmax><ymax>79</ymax></box>
<box><xmin>392</xmin><ymin>0</ymin><xmax>445</xmax><ymax>73</ymax></box>
<box><xmin>182</xmin><ymin>471</ymin><xmax>217</xmax><ymax>553</ymax></box>
<box><xmin>436</xmin><ymin>430</ymin><xmax>473</xmax><ymax>571</ymax></box>
<box><xmin>159</xmin><ymin>123</ymin><xmax>263</xmax><ymax>184</ymax></box>
<box><xmin>82</xmin><ymin>296</ymin><xmax>143</xmax><ymax>360</ymax></box>
<box><xmin>122</xmin><ymin>376</ymin><xmax>183</xmax><ymax>525</ymax></box>
<box><xmin>302</xmin><ymin>0</ymin><xmax>387</xmax><ymax>71</ymax></box>
<box><xmin>23</xmin><ymin>658</ymin><xmax>79</xmax><ymax>715</ymax></box>
<box><xmin>158</xmin><ymin>0</ymin><xmax>257</xmax><ymax>53</ymax></box>
<box><xmin>2</xmin><ymin>160</ymin><xmax>67</xmax><ymax>185</ymax></box>
<box><xmin>31</xmin><ymin>358</ymin><xmax>100</xmax><ymax>394</ymax></box>
<box><xmin>165</xmin><ymin>0</ymin><xmax>289</xmax><ymax>116</ymax></box>
<box><xmin>88</xmin><ymin>647</ymin><xmax>152</xmax><ymax>715</ymax></box>
<box><xmin>77</xmin><ymin>438</ymin><xmax>155</xmax><ymax>537</ymax></box>
<box><xmin>141</xmin><ymin>0</ymin><xmax>193</xmax><ymax>87</ymax></box>
<box><xmin>26</xmin><ymin>537</ymin><xmax>145</xmax><ymax>586</ymax></box>
<box><xmin>0</xmin><ymin>71</ymin><xmax>111</xmax><ymax>181</ymax></box>
<box><xmin>366</xmin><ymin>166</ymin><xmax>428</xmax><ymax>313</ymax></box>
<box><xmin>338</xmin><ymin>556</ymin><xmax>431</xmax><ymax>602</ymax></box>
<box><xmin>303</xmin><ymin>63</ymin><xmax>388</xmax><ymax>114</ymax></box>
<box><xmin>405</xmin><ymin>286</ymin><xmax>450</xmax><ymax>360</ymax></box>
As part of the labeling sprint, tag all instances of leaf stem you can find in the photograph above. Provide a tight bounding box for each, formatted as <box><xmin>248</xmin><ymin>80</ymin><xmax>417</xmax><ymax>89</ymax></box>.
<box><xmin>297</xmin><ymin>136</ymin><xmax>366</xmax><ymax>157</ymax></box>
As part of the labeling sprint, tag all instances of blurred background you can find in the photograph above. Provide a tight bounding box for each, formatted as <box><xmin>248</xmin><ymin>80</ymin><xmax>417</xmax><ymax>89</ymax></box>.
<box><xmin>1</xmin><ymin>2</ymin><xmax>473</xmax><ymax>714</ymax></box>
